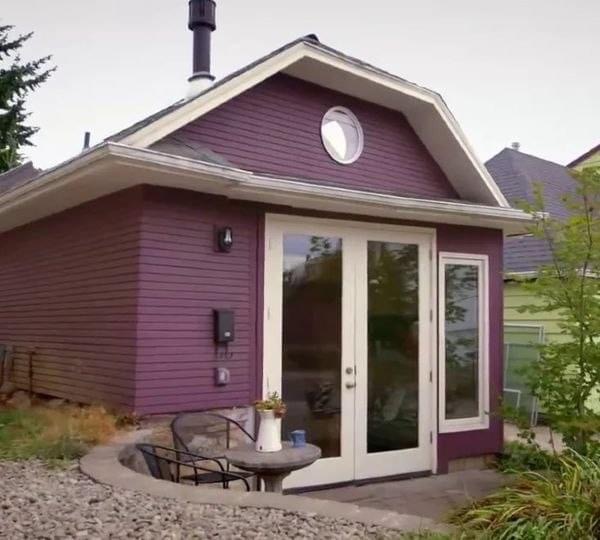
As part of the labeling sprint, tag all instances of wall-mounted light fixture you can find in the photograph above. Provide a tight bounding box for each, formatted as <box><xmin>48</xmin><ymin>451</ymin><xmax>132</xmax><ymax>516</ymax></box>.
<box><xmin>216</xmin><ymin>226</ymin><xmax>233</xmax><ymax>252</ymax></box>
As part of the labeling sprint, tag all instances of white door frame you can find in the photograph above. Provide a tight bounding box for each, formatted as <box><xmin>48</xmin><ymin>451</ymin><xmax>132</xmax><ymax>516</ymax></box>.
<box><xmin>262</xmin><ymin>215</ymin><xmax>358</xmax><ymax>487</ymax></box>
<box><xmin>262</xmin><ymin>213</ymin><xmax>438</xmax><ymax>488</ymax></box>
<box><xmin>354</xmin><ymin>226</ymin><xmax>435</xmax><ymax>479</ymax></box>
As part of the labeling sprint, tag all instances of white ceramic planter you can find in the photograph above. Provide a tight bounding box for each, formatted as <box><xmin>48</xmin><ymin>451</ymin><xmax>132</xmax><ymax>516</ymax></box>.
<box><xmin>255</xmin><ymin>409</ymin><xmax>282</xmax><ymax>452</ymax></box>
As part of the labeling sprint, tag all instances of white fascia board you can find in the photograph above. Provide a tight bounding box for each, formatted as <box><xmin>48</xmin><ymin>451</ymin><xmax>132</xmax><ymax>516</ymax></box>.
<box><xmin>0</xmin><ymin>143</ymin><xmax>531</xmax><ymax>235</ymax></box>
<box><xmin>301</xmin><ymin>44</ymin><xmax>508</xmax><ymax>208</ymax></box>
<box><xmin>120</xmin><ymin>44</ymin><xmax>307</xmax><ymax>148</ymax></box>
<box><xmin>119</xmin><ymin>41</ymin><xmax>508</xmax><ymax>208</ymax></box>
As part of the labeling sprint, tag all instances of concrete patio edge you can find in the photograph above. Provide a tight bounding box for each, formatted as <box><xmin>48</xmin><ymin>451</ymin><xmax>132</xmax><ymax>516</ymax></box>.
<box><xmin>80</xmin><ymin>430</ymin><xmax>448</xmax><ymax>534</ymax></box>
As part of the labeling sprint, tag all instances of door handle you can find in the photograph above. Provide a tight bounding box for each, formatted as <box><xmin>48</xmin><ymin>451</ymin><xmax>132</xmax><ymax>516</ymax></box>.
<box><xmin>345</xmin><ymin>381</ymin><xmax>356</xmax><ymax>389</ymax></box>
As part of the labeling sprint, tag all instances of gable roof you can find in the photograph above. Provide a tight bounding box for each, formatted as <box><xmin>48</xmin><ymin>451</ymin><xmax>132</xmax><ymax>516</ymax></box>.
<box><xmin>109</xmin><ymin>36</ymin><xmax>508</xmax><ymax>208</ymax></box>
<box><xmin>568</xmin><ymin>143</ymin><xmax>600</xmax><ymax>168</ymax></box>
<box><xmin>487</xmin><ymin>148</ymin><xmax>574</xmax><ymax>219</ymax></box>
<box><xmin>486</xmin><ymin>147</ymin><xmax>576</xmax><ymax>274</ymax></box>
<box><xmin>0</xmin><ymin>38</ymin><xmax>532</xmax><ymax>236</ymax></box>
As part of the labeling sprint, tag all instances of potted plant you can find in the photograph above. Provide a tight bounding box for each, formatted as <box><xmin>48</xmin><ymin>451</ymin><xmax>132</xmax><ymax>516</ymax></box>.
<box><xmin>254</xmin><ymin>392</ymin><xmax>287</xmax><ymax>452</ymax></box>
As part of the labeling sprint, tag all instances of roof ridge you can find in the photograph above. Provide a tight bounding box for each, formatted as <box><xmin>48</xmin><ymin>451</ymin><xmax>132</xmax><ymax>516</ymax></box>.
<box><xmin>106</xmin><ymin>35</ymin><xmax>310</xmax><ymax>143</ymax></box>
<box><xmin>489</xmin><ymin>147</ymin><xmax>570</xmax><ymax>205</ymax></box>
<box><xmin>504</xmin><ymin>147</ymin><xmax>564</xmax><ymax>169</ymax></box>
<box><xmin>0</xmin><ymin>161</ymin><xmax>35</xmax><ymax>180</ymax></box>
<box><xmin>107</xmin><ymin>34</ymin><xmax>441</xmax><ymax>144</ymax></box>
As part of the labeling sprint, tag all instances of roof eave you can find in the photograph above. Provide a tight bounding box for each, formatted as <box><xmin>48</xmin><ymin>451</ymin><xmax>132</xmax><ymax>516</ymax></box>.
<box><xmin>0</xmin><ymin>143</ymin><xmax>531</xmax><ymax>235</ymax></box>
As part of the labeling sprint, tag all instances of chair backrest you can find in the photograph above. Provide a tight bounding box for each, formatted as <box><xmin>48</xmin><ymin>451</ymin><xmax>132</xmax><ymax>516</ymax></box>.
<box><xmin>0</xmin><ymin>345</ymin><xmax>5</xmax><ymax>387</ymax></box>
<box><xmin>171</xmin><ymin>411</ymin><xmax>255</xmax><ymax>456</ymax></box>
<box><xmin>136</xmin><ymin>444</ymin><xmax>176</xmax><ymax>482</ymax></box>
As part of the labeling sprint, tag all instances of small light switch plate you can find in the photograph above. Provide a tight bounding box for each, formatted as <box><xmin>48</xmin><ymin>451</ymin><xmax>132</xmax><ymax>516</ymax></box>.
<box><xmin>215</xmin><ymin>367</ymin><xmax>230</xmax><ymax>386</ymax></box>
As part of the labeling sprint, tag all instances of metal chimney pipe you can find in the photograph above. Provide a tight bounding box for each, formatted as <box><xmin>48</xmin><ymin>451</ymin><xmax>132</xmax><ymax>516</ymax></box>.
<box><xmin>187</xmin><ymin>0</ymin><xmax>216</xmax><ymax>98</ymax></box>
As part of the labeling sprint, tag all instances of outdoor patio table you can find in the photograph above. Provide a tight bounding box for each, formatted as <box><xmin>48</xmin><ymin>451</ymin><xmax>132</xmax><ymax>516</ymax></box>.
<box><xmin>224</xmin><ymin>442</ymin><xmax>321</xmax><ymax>493</ymax></box>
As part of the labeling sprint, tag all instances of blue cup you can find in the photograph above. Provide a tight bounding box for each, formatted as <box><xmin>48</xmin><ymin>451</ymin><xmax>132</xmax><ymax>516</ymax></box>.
<box><xmin>290</xmin><ymin>430</ymin><xmax>306</xmax><ymax>448</ymax></box>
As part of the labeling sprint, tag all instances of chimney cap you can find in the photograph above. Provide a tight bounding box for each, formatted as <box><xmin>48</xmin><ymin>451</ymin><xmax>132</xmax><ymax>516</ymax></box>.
<box><xmin>187</xmin><ymin>0</ymin><xmax>216</xmax><ymax>97</ymax></box>
<box><xmin>188</xmin><ymin>0</ymin><xmax>216</xmax><ymax>31</ymax></box>
<box><xmin>511</xmin><ymin>142</ymin><xmax>521</xmax><ymax>151</ymax></box>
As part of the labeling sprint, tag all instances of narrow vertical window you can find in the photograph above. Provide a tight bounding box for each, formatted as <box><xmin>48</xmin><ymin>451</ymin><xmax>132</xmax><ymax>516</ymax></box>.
<box><xmin>439</xmin><ymin>253</ymin><xmax>489</xmax><ymax>432</ymax></box>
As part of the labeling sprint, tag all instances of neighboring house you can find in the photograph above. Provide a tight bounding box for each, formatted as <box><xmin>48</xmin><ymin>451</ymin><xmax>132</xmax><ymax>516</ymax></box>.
<box><xmin>486</xmin><ymin>146</ymin><xmax>599</xmax><ymax>415</ymax></box>
<box><xmin>0</xmin><ymin>162</ymin><xmax>41</xmax><ymax>195</ymax></box>
<box><xmin>486</xmin><ymin>148</ymin><xmax>576</xmax><ymax>344</ymax></box>
<box><xmin>0</xmin><ymin>1</ymin><xmax>529</xmax><ymax>487</ymax></box>
<box><xmin>569</xmin><ymin>143</ymin><xmax>600</xmax><ymax>169</ymax></box>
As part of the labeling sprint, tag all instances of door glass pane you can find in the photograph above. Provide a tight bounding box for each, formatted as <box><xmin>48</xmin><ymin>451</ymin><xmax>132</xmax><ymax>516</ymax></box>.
<box><xmin>282</xmin><ymin>235</ymin><xmax>342</xmax><ymax>458</ymax></box>
<box><xmin>367</xmin><ymin>241</ymin><xmax>419</xmax><ymax>453</ymax></box>
<box><xmin>444</xmin><ymin>263</ymin><xmax>480</xmax><ymax>419</ymax></box>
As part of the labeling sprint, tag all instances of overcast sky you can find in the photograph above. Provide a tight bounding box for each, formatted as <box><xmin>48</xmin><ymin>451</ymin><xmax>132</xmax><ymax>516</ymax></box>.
<box><xmin>3</xmin><ymin>0</ymin><xmax>599</xmax><ymax>169</ymax></box>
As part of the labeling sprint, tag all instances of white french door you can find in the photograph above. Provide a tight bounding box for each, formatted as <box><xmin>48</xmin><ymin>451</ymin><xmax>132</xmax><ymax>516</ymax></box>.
<box><xmin>263</xmin><ymin>214</ymin><xmax>435</xmax><ymax>489</ymax></box>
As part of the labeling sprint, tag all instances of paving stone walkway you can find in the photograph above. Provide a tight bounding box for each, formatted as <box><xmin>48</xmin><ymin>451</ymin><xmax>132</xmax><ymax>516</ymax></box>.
<box><xmin>304</xmin><ymin>469</ymin><xmax>508</xmax><ymax>521</ymax></box>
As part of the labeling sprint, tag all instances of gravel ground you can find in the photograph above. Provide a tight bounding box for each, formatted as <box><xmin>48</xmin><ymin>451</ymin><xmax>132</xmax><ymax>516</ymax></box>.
<box><xmin>0</xmin><ymin>460</ymin><xmax>402</xmax><ymax>539</ymax></box>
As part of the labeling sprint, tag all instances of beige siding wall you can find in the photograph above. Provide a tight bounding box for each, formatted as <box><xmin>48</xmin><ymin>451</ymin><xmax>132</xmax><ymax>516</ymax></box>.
<box><xmin>505</xmin><ymin>280</ymin><xmax>600</xmax><ymax>411</ymax></box>
<box><xmin>504</xmin><ymin>281</ymin><xmax>566</xmax><ymax>343</ymax></box>
<box><xmin>574</xmin><ymin>151</ymin><xmax>600</xmax><ymax>169</ymax></box>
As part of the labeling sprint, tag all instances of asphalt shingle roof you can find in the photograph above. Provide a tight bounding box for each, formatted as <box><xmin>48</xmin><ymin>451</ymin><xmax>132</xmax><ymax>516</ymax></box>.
<box><xmin>107</xmin><ymin>34</ymin><xmax>446</xmax><ymax>145</ymax></box>
<box><xmin>0</xmin><ymin>162</ymin><xmax>41</xmax><ymax>195</ymax></box>
<box><xmin>486</xmin><ymin>148</ymin><xmax>576</xmax><ymax>274</ymax></box>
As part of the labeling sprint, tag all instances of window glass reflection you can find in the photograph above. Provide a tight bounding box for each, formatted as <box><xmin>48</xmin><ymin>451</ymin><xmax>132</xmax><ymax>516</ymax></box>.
<box><xmin>367</xmin><ymin>241</ymin><xmax>419</xmax><ymax>453</ymax></box>
<box><xmin>444</xmin><ymin>263</ymin><xmax>480</xmax><ymax>420</ymax></box>
<box><xmin>282</xmin><ymin>235</ymin><xmax>343</xmax><ymax>458</ymax></box>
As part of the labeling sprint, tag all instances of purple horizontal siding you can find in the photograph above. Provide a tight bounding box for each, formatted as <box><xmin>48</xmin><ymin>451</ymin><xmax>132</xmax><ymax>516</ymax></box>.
<box><xmin>155</xmin><ymin>74</ymin><xmax>459</xmax><ymax>201</ymax></box>
<box><xmin>437</xmin><ymin>225</ymin><xmax>504</xmax><ymax>473</ymax></box>
<box><xmin>0</xmin><ymin>178</ymin><xmax>502</xmax><ymax>470</ymax></box>
<box><xmin>134</xmin><ymin>189</ymin><xmax>503</xmax><ymax>466</ymax></box>
<box><xmin>134</xmin><ymin>186</ymin><xmax>260</xmax><ymax>415</ymax></box>
<box><xmin>0</xmin><ymin>189</ymin><xmax>143</xmax><ymax>409</ymax></box>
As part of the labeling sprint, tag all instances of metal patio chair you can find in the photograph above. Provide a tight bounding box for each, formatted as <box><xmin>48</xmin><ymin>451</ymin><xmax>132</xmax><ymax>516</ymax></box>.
<box><xmin>136</xmin><ymin>443</ymin><xmax>251</xmax><ymax>490</ymax></box>
<box><xmin>170</xmin><ymin>410</ymin><xmax>257</xmax><ymax>487</ymax></box>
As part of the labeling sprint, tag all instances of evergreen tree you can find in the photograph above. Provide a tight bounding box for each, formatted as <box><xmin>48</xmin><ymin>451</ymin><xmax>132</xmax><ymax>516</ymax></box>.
<box><xmin>0</xmin><ymin>25</ymin><xmax>54</xmax><ymax>173</ymax></box>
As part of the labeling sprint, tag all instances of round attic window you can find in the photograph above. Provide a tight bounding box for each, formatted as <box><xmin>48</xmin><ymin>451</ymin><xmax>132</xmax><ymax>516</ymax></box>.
<box><xmin>321</xmin><ymin>107</ymin><xmax>364</xmax><ymax>164</ymax></box>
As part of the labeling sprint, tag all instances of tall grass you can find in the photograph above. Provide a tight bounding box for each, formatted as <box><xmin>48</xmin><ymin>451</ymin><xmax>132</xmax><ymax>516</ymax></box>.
<box><xmin>0</xmin><ymin>404</ymin><xmax>117</xmax><ymax>461</ymax></box>
<box><xmin>452</xmin><ymin>451</ymin><xmax>600</xmax><ymax>539</ymax></box>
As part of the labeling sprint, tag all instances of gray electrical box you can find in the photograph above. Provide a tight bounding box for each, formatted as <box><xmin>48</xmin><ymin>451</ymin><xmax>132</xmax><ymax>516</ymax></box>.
<box><xmin>215</xmin><ymin>367</ymin><xmax>230</xmax><ymax>386</ymax></box>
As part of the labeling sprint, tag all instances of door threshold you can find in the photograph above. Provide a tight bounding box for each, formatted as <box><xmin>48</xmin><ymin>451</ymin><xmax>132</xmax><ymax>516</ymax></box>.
<box><xmin>285</xmin><ymin>470</ymin><xmax>432</xmax><ymax>494</ymax></box>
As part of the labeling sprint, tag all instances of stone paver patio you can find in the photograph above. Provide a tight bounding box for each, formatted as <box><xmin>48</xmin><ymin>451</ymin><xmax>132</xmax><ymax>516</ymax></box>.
<box><xmin>304</xmin><ymin>469</ymin><xmax>509</xmax><ymax>520</ymax></box>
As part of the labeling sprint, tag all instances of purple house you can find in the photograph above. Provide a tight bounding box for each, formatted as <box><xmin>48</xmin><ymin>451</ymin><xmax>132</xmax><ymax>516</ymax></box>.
<box><xmin>0</xmin><ymin>1</ymin><xmax>529</xmax><ymax>488</ymax></box>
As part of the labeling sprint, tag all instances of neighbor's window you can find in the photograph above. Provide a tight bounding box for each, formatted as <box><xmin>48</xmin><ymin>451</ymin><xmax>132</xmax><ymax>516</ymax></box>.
<box><xmin>321</xmin><ymin>107</ymin><xmax>364</xmax><ymax>164</ymax></box>
<box><xmin>439</xmin><ymin>253</ymin><xmax>489</xmax><ymax>432</ymax></box>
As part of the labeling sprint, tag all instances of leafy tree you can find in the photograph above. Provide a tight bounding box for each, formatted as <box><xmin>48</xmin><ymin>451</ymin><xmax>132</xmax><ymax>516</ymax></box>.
<box><xmin>519</xmin><ymin>165</ymin><xmax>600</xmax><ymax>453</ymax></box>
<box><xmin>0</xmin><ymin>24</ymin><xmax>54</xmax><ymax>172</ymax></box>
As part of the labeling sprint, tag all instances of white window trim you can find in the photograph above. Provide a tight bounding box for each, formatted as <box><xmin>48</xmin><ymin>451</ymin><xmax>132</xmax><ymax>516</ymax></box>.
<box><xmin>321</xmin><ymin>106</ymin><xmax>364</xmax><ymax>164</ymax></box>
<box><xmin>438</xmin><ymin>252</ymin><xmax>490</xmax><ymax>433</ymax></box>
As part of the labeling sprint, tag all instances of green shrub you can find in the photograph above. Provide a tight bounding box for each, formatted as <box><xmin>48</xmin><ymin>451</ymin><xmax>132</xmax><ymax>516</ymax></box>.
<box><xmin>498</xmin><ymin>441</ymin><xmax>559</xmax><ymax>473</ymax></box>
<box><xmin>451</xmin><ymin>451</ymin><xmax>600</xmax><ymax>539</ymax></box>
